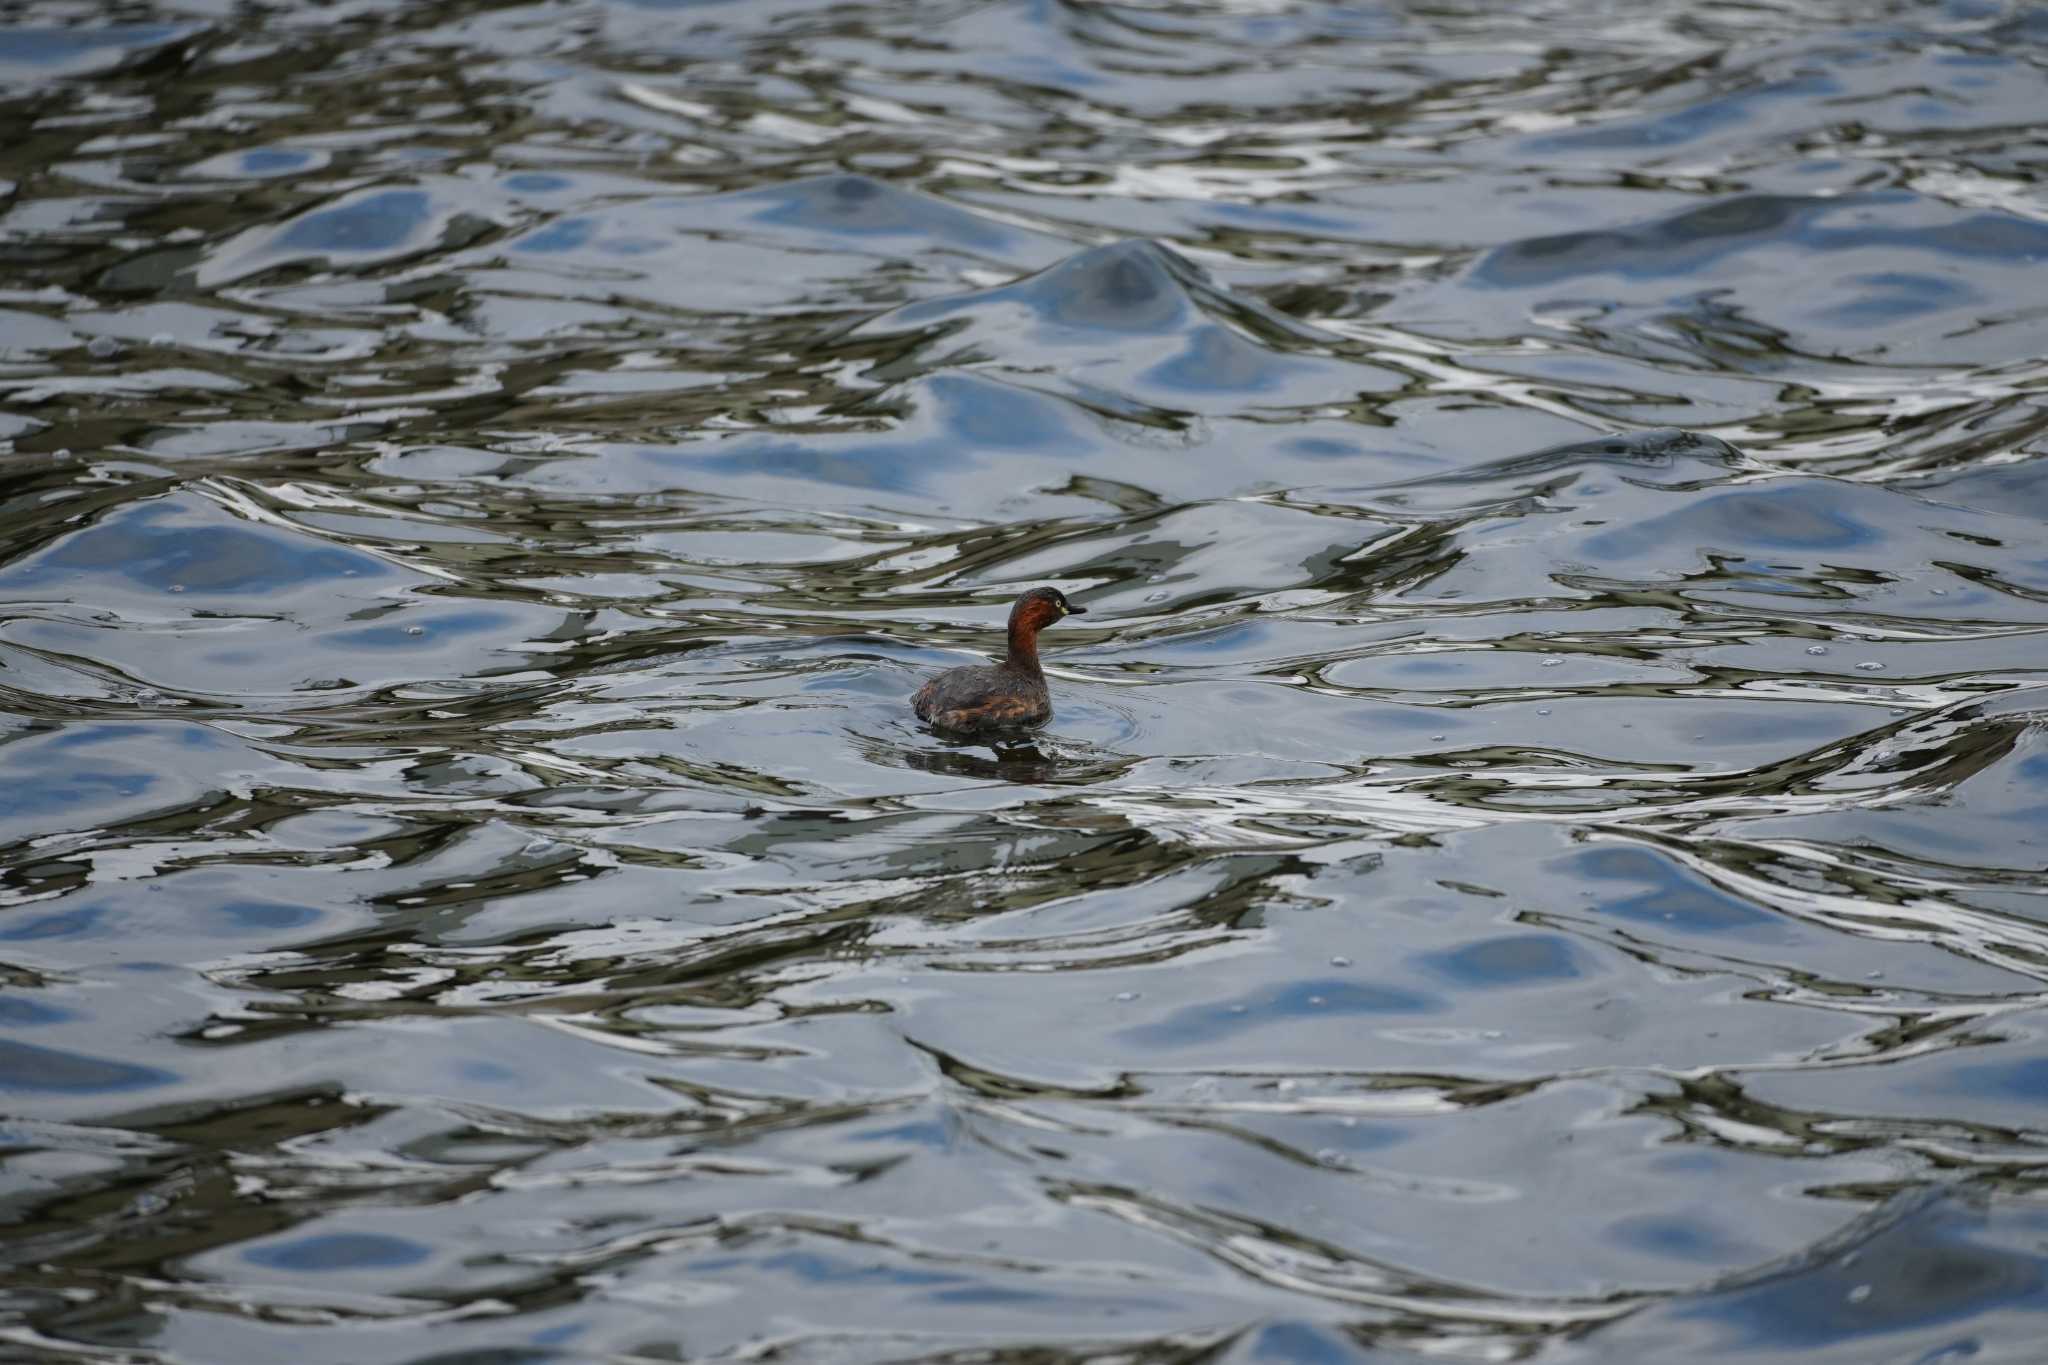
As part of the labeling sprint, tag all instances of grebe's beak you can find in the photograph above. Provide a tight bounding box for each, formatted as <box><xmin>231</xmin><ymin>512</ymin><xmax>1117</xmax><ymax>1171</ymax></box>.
<box><xmin>1065</xmin><ymin>602</ymin><xmax>1087</xmax><ymax>616</ymax></box>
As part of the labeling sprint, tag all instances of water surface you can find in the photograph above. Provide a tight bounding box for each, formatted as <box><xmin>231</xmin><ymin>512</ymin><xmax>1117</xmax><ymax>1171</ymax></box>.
<box><xmin>2</xmin><ymin>1</ymin><xmax>2047</xmax><ymax>1361</ymax></box>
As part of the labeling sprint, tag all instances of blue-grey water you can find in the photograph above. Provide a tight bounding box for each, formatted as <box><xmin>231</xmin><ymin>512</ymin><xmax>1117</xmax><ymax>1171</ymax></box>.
<box><xmin>2</xmin><ymin>2</ymin><xmax>2047</xmax><ymax>1361</ymax></box>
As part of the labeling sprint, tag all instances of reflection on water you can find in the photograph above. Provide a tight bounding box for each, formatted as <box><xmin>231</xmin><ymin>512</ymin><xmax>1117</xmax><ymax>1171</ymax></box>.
<box><xmin>2</xmin><ymin>0</ymin><xmax>2046</xmax><ymax>1360</ymax></box>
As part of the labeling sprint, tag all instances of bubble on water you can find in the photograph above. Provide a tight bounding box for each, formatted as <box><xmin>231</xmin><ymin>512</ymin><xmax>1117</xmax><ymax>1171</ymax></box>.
<box><xmin>1114</xmin><ymin>991</ymin><xmax>1139</xmax><ymax>1003</ymax></box>
<box><xmin>407</xmin><ymin>625</ymin><xmax>426</xmax><ymax>636</ymax></box>
<box><xmin>1806</xmin><ymin>644</ymin><xmax>1828</xmax><ymax>656</ymax></box>
<box><xmin>1536</xmin><ymin>708</ymin><xmax>1551</xmax><ymax>716</ymax></box>
<box><xmin>1145</xmin><ymin>590</ymin><xmax>1169</xmax><ymax>603</ymax></box>
<box><xmin>149</xmin><ymin>332</ymin><xmax>175</xmax><ymax>347</ymax></box>
<box><xmin>1930</xmin><ymin>587</ymin><xmax>1947</xmax><ymax>596</ymax></box>
<box><xmin>87</xmin><ymin>335</ymin><xmax>120</xmax><ymax>358</ymax></box>
<box><xmin>1330</xmin><ymin>955</ymin><xmax>1352</xmax><ymax>967</ymax></box>
<box><xmin>1542</xmin><ymin>656</ymin><xmax>1563</xmax><ymax>667</ymax></box>
<box><xmin>1228</xmin><ymin>1003</ymin><xmax>1248</xmax><ymax>1014</ymax></box>
<box><xmin>1429</xmin><ymin>734</ymin><xmax>1445</xmax><ymax>742</ymax></box>
<box><xmin>168</xmin><ymin>584</ymin><xmax>185</xmax><ymax>593</ymax></box>
<box><xmin>1855</xmin><ymin>660</ymin><xmax>1884</xmax><ymax>671</ymax></box>
<box><xmin>1846</xmin><ymin>1284</ymin><xmax>1872</xmax><ymax>1304</ymax></box>
<box><xmin>1308</xmin><ymin>995</ymin><xmax>1325</xmax><ymax>1006</ymax></box>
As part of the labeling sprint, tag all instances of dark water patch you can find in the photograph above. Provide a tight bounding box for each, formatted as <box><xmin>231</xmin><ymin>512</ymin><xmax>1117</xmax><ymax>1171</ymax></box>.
<box><xmin>588</xmin><ymin>368</ymin><xmax>1394</xmax><ymax>510</ymax></box>
<box><xmin>0</xmin><ymin>492</ymin><xmax>397</xmax><ymax>600</ymax></box>
<box><xmin>1122</xmin><ymin>978</ymin><xmax>1445</xmax><ymax>1048</ymax></box>
<box><xmin>1418</xmin><ymin>933</ymin><xmax>1588</xmax><ymax>986</ymax></box>
<box><xmin>682</xmin><ymin>173</ymin><xmax>1063</xmax><ymax>258</ymax></box>
<box><xmin>1569</xmin><ymin>846</ymin><xmax>1787</xmax><ymax>937</ymax></box>
<box><xmin>905</xmin><ymin>238</ymin><xmax>1203</xmax><ymax>334</ymax></box>
<box><xmin>1900</xmin><ymin>458</ymin><xmax>2048</xmax><ymax>522</ymax></box>
<box><xmin>0</xmin><ymin>722</ymin><xmax>250</xmax><ymax>843</ymax></box>
<box><xmin>1476</xmin><ymin>194</ymin><xmax>2048</xmax><ymax>289</ymax></box>
<box><xmin>1401</xmin><ymin>185</ymin><xmax>2048</xmax><ymax>378</ymax></box>
<box><xmin>1592</xmin><ymin>1187</ymin><xmax>2048</xmax><ymax>1360</ymax></box>
<box><xmin>199</xmin><ymin>182</ymin><xmax>495</xmax><ymax>286</ymax></box>
<box><xmin>851</xmin><ymin>239</ymin><xmax>1398</xmax><ymax>412</ymax></box>
<box><xmin>244</xmin><ymin>1231</ymin><xmax>433</xmax><ymax>1273</ymax></box>
<box><xmin>185</xmin><ymin>145</ymin><xmax>331</xmax><ymax>181</ymax></box>
<box><xmin>7</xmin><ymin>873</ymin><xmax>349</xmax><ymax>955</ymax></box>
<box><xmin>0</xmin><ymin>490</ymin><xmax>572</xmax><ymax>699</ymax></box>
<box><xmin>214</xmin><ymin>901</ymin><xmax>321</xmax><ymax>932</ymax></box>
<box><xmin>1933</xmin><ymin>1055</ymin><xmax>2048</xmax><ymax>1106</ymax></box>
<box><xmin>1608</xmin><ymin>1212</ymin><xmax>1768</xmax><ymax>1267</ymax></box>
<box><xmin>1343</xmin><ymin>426</ymin><xmax>1747</xmax><ymax>508</ymax></box>
<box><xmin>0</xmin><ymin>995</ymin><xmax>70</xmax><ymax>1025</ymax></box>
<box><xmin>0</xmin><ymin>23</ymin><xmax>198</xmax><ymax>82</ymax></box>
<box><xmin>0</xmin><ymin>906</ymin><xmax>110</xmax><ymax>942</ymax></box>
<box><xmin>1522</xmin><ymin>76</ymin><xmax>1841</xmax><ymax>155</ymax></box>
<box><xmin>0</xmin><ymin>1038</ymin><xmax>175</xmax><ymax>1094</ymax></box>
<box><xmin>487</xmin><ymin>173</ymin><xmax>1064</xmax><ymax>318</ymax></box>
<box><xmin>553</xmin><ymin>369</ymin><xmax>1115</xmax><ymax>502</ymax></box>
<box><xmin>1581</xmin><ymin>482</ymin><xmax>1877</xmax><ymax>557</ymax></box>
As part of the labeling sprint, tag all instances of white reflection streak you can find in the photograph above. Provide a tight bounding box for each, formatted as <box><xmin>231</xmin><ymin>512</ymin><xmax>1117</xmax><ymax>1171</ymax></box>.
<box><xmin>1647</xmin><ymin>836</ymin><xmax>2048</xmax><ymax>984</ymax></box>
<box><xmin>1065</xmin><ymin>1187</ymin><xmax>1649</xmax><ymax>1328</ymax></box>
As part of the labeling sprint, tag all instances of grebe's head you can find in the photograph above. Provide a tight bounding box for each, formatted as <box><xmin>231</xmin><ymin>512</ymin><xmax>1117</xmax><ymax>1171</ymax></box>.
<box><xmin>1010</xmin><ymin>586</ymin><xmax>1086</xmax><ymax>632</ymax></box>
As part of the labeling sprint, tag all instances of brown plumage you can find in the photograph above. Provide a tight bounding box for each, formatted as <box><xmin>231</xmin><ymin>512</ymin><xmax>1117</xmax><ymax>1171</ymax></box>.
<box><xmin>911</xmin><ymin>587</ymin><xmax>1086</xmax><ymax>737</ymax></box>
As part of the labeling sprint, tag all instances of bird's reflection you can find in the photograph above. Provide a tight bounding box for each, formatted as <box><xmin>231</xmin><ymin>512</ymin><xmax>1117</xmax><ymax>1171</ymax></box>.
<box><xmin>901</xmin><ymin>737</ymin><xmax>1059</xmax><ymax>783</ymax></box>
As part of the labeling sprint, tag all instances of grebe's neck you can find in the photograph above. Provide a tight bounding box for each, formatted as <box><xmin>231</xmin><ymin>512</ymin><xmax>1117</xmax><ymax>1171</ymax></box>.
<box><xmin>1004</xmin><ymin>615</ymin><xmax>1044</xmax><ymax>677</ymax></box>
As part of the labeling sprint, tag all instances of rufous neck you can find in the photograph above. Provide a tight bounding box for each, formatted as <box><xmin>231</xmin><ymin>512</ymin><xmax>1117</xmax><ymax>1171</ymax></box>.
<box><xmin>1005</xmin><ymin>617</ymin><xmax>1044</xmax><ymax>675</ymax></box>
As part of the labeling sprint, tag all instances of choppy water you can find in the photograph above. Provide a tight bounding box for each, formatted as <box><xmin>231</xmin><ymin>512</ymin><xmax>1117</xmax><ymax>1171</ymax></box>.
<box><xmin>3</xmin><ymin>1</ymin><xmax>2047</xmax><ymax>1361</ymax></box>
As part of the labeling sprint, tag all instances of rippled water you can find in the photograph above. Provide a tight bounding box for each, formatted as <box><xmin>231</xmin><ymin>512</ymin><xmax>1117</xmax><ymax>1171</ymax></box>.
<box><xmin>3</xmin><ymin>1</ymin><xmax>2047</xmax><ymax>1360</ymax></box>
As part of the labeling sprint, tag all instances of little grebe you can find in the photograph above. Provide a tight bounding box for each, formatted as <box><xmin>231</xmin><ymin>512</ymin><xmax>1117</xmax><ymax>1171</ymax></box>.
<box><xmin>912</xmin><ymin>586</ymin><xmax>1086</xmax><ymax>736</ymax></box>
